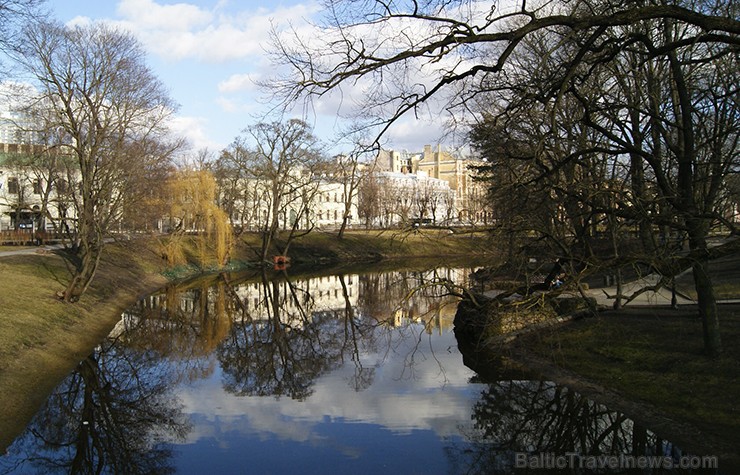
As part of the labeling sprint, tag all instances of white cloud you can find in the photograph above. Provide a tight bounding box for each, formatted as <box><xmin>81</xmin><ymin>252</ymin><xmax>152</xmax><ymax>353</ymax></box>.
<box><xmin>168</xmin><ymin>114</ymin><xmax>223</xmax><ymax>152</ymax></box>
<box><xmin>116</xmin><ymin>0</ymin><xmax>213</xmax><ymax>31</ymax></box>
<box><xmin>179</xmin><ymin>328</ymin><xmax>481</xmax><ymax>445</ymax></box>
<box><xmin>110</xmin><ymin>0</ymin><xmax>321</xmax><ymax>63</ymax></box>
<box><xmin>385</xmin><ymin>118</ymin><xmax>447</xmax><ymax>152</ymax></box>
<box><xmin>218</xmin><ymin>73</ymin><xmax>257</xmax><ymax>94</ymax></box>
<box><xmin>66</xmin><ymin>15</ymin><xmax>95</xmax><ymax>27</ymax></box>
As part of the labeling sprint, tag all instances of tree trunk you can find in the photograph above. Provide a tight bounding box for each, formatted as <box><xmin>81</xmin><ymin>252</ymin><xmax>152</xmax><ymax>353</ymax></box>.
<box><xmin>337</xmin><ymin>211</ymin><xmax>349</xmax><ymax>239</ymax></box>
<box><xmin>692</xmin><ymin>258</ymin><xmax>721</xmax><ymax>356</ymax></box>
<box><xmin>63</xmin><ymin>241</ymin><xmax>103</xmax><ymax>302</ymax></box>
<box><xmin>63</xmin><ymin>208</ymin><xmax>104</xmax><ymax>302</ymax></box>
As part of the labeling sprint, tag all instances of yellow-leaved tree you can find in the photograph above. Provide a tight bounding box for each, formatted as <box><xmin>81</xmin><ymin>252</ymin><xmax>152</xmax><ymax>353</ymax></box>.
<box><xmin>163</xmin><ymin>169</ymin><xmax>233</xmax><ymax>270</ymax></box>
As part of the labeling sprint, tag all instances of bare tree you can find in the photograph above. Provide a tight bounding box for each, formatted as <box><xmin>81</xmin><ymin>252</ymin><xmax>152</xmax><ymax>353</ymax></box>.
<box><xmin>328</xmin><ymin>137</ymin><xmax>376</xmax><ymax>238</ymax></box>
<box><xmin>19</xmin><ymin>21</ymin><xmax>180</xmax><ymax>302</ymax></box>
<box><xmin>0</xmin><ymin>0</ymin><xmax>45</xmax><ymax>77</ymax></box>
<box><xmin>267</xmin><ymin>0</ymin><xmax>737</xmax><ymax>138</ymax></box>
<box><xmin>470</xmin><ymin>3</ymin><xmax>739</xmax><ymax>355</ymax></box>
<box><xmin>215</xmin><ymin>142</ymin><xmax>260</xmax><ymax>235</ymax></box>
<box><xmin>228</xmin><ymin>119</ymin><xmax>324</xmax><ymax>262</ymax></box>
<box><xmin>357</xmin><ymin>171</ymin><xmax>381</xmax><ymax>228</ymax></box>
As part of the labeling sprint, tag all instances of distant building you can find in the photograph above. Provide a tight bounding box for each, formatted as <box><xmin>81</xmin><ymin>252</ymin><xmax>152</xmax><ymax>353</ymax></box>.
<box><xmin>0</xmin><ymin>95</ymin><xmax>76</xmax><ymax>234</ymax></box>
<box><xmin>374</xmin><ymin>144</ymin><xmax>493</xmax><ymax>225</ymax></box>
<box><xmin>222</xmin><ymin>172</ymin><xmax>359</xmax><ymax>233</ymax></box>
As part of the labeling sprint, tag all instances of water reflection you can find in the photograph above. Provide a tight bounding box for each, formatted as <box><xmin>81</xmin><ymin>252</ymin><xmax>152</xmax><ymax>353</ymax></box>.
<box><xmin>1</xmin><ymin>339</ymin><xmax>188</xmax><ymax>474</ymax></box>
<box><xmin>447</xmin><ymin>379</ymin><xmax>714</xmax><ymax>474</ymax></box>
<box><xmin>0</xmin><ymin>266</ymin><xmax>721</xmax><ymax>474</ymax></box>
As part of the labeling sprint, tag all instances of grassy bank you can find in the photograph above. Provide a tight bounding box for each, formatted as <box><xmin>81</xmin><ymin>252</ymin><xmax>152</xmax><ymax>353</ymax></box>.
<box><xmin>455</xmin><ymin>250</ymin><xmax>740</xmax><ymax>468</ymax></box>
<box><xmin>511</xmin><ymin>305</ymin><xmax>740</xmax><ymax>467</ymax></box>
<box><xmin>0</xmin><ymin>238</ymin><xmax>170</xmax><ymax>452</ymax></box>
<box><xmin>0</xmin><ymin>228</ymin><xmax>494</xmax><ymax>452</ymax></box>
<box><xmin>237</xmin><ymin>227</ymin><xmax>493</xmax><ymax>264</ymax></box>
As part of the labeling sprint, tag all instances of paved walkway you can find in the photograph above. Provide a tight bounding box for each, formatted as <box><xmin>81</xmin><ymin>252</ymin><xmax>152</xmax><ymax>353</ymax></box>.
<box><xmin>586</xmin><ymin>273</ymin><xmax>694</xmax><ymax>307</ymax></box>
<box><xmin>484</xmin><ymin>274</ymin><xmax>740</xmax><ymax>307</ymax></box>
<box><xmin>0</xmin><ymin>244</ymin><xmax>65</xmax><ymax>258</ymax></box>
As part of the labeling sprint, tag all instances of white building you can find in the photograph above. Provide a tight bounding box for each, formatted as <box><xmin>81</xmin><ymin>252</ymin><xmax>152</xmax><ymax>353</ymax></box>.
<box><xmin>116</xmin><ymin>273</ymin><xmax>361</xmax><ymax>339</ymax></box>
<box><xmin>224</xmin><ymin>174</ymin><xmax>359</xmax><ymax>232</ymax></box>
<box><xmin>0</xmin><ymin>144</ymin><xmax>77</xmax><ymax>236</ymax></box>
<box><xmin>312</xmin><ymin>180</ymin><xmax>358</xmax><ymax>230</ymax></box>
<box><xmin>375</xmin><ymin>145</ymin><xmax>493</xmax><ymax>226</ymax></box>
<box><xmin>364</xmin><ymin>170</ymin><xmax>455</xmax><ymax>228</ymax></box>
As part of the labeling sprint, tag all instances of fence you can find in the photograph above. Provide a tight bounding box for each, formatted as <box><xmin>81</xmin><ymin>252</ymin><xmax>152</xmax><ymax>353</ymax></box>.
<box><xmin>0</xmin><ymin>230</ymin><xmax>73</xmax><ymax>246</ymax></box>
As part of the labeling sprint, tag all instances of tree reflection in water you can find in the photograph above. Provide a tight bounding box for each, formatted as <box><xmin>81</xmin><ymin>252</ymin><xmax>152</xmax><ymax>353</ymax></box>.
<box><xmin>446</xmin><ymin>378</ymin><xmax>708</xmax><ymax>474</ymax></box>
<box><xmin>217</xmin><ymin>269</ymin><xmax>388</xmax><ymax>400</ymax></box>
<box><xmin>0</xmin><ymin>339</ymin><xmax>189</xmax><ymax>474</ymax></box>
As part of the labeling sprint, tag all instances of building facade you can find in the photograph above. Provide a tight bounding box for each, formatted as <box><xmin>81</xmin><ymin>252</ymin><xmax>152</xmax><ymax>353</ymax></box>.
<box><xmin>0</xmin><ymin>144</ymin><xmax>76</xmax><ymax>236</ymax></box>
<box><xmin>374</xmin><ymin>145</ymin><xmax>493</xmax><ymax>225</ymax></box>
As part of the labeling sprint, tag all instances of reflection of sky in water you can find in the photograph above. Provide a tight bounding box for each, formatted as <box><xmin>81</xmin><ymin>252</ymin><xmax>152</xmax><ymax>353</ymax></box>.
<box><xmin>171</xmin><ymin>325</ymin><xmax>484</xmax><ymax>474</ymax></box>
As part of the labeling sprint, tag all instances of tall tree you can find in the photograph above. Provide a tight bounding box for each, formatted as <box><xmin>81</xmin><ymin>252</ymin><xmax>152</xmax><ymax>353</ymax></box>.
<box><xmin>226</xmin><ymin>119</ymin><xmax>324</xmax><ymax>262</ymax></box>
<box><xmin>19</xmin><ymin>21</ymin><xmax>180</xmax><ymax>302</ymax></box>
<box><xmin>328</xmin><ymin>141</ymin><xmax>373</xmax><ymax>238</ymax></box>
<box><xmin>470</xmin><ymin>2</ymin><xmax>739</xmax><ymax>355</ymax></box>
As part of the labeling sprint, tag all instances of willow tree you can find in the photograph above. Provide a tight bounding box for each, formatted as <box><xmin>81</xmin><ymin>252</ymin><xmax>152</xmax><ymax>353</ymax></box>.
<box><xmin>19</xmin><ymin>21</ymin><xmax>180</xmax><ymax>302</ymax></box>
<box><xmin>164</xmin><ymin>169</ymin><xmax>233</xmax><ymax>270</ymax></box>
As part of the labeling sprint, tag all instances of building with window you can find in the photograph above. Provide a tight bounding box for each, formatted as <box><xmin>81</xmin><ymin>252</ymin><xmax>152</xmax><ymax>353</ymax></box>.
<box><xmin>359</xmin><ymin>170</ymin><xmax>455</xmax><ymax>228</ymax></box>
<box><xmin>374</xmin><ymin>145</ymin><xmax>493</xmax><ymax>225</ymax></box>
<box><xmin>0</xmin><ymin>145</ymin><xmax>77</xmax><ymax>235</ymax></box>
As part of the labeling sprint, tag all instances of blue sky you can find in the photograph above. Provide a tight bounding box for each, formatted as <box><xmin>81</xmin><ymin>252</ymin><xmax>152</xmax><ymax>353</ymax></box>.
<box><xmin>44</xmin><ymin>0</ymin><xmax>446</xmax><ymax>156</ymax></box>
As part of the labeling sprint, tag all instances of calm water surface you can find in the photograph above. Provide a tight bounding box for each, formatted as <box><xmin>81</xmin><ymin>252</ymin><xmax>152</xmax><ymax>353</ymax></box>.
<box><xmin>0</xmin><ymin>266</ymin><xmax>719</xmax><ymax>474</ymax></box>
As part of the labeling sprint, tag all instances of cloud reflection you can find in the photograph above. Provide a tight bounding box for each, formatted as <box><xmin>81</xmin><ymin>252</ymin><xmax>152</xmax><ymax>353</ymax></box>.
<box><xmin>179</xmin><ymin>327</ymin><xmax>480</xmax><ymax>445</ymax></box>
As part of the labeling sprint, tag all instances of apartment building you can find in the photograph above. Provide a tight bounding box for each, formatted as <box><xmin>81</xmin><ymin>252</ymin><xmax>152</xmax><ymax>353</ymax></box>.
<box><xmin>0</xmin><ymin>144</ymin><xmax>76</xmax><ymax>235</ymax></box>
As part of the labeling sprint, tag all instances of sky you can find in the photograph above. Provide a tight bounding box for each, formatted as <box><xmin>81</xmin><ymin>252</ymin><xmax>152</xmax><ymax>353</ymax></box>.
<box><xmin>44</xmin><ymin>0</ymin><xmax>449</xmax><ymax>157</ymax></box>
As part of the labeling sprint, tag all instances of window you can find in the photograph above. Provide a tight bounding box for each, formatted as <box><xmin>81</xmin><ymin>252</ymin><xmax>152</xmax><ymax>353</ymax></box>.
<box><xmin>33</xmin><ymin>179</ymin><xmax>42</xmax><ymax>194</ymax></box>
<box><xmin>7</xmin><ymin>177</ymin><xmax>19</xmax><ymax>194</ymax></box>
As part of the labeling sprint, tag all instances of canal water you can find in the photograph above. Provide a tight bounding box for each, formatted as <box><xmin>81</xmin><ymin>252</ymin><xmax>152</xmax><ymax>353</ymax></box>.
<box><xmin>0</xmin><ymin>265</ymin><xmax>721</xmax><ymax>474</ymax></box>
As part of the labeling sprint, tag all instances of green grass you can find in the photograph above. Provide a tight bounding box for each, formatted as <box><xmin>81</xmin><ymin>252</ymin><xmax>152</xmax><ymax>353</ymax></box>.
<box><xmin>0</xmin><ymin>255</ymin><xmax>74</xmax><ymax>368</ymax></box>
<box><xmin>0</xmin><ymin>245</ymin><xmax>33</xmax><ymax>251</ymax></box>
<box><xmin>255</xmin><ymin>228</ymin><xmax>495</xmax><ymax>264</ymax></box>
<box><xmin>0</xmin><ymin>238</ymin><xmax>173</xmax><ymax>452</ymax></box>
<box><xmin>520</xmin><ymin>306</ymin><xmax>740</xmax><ymax>442</ymax></box>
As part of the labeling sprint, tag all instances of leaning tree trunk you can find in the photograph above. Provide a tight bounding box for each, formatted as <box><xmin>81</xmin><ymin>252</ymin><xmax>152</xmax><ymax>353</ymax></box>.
<box><xmin>63</xmin><ymin>245</ymin><xmax>103</xmax><ymax>302</ymax></box>
<box><xmin>63</xmin><ymin>216</ymin><xmax>104</xmax><ymax>302</ymax></box>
